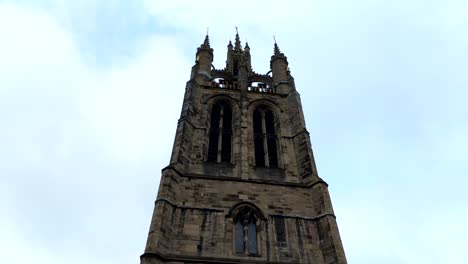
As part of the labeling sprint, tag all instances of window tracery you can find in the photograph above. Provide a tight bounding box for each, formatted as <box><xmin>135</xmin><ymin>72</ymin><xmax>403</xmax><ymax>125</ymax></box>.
<box><xmin>253</xmin><ymin>106</ymin><xmax>278</xmax><ymax>168</ymax></box>
<box><xmin>234</xmin><ymin>206</ymin><xmax>258</xmax><ymax>255</ymax></box>
<box><xmin>207</xmin><ymin>101</ymin><xmax>232</xmax><ymax>162</ymax></box>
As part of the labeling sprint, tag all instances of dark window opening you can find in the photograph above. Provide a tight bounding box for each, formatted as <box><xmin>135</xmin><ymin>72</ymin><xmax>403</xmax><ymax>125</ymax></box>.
<box><xmin>254</xmin><ymin>136</ymin><xmax>265</xmax><ymax>167</ymax></box>
<box><xmin>233</xmin><ymin>60</ymin><xmax>239</xmax><ymax>76</ymax></box>
<box><xmin>207</xmin><ymin>101</ymin><xmax>232</xmax><ymax>163</ymax></box>
<box><xmin>253</xmin><ymin>106</ymin><xmax>279</xmax><ymax>168</ymax></box>
<box><xmin>207</xmin><ymin>130</ymin><xmax>219</xmax><ymax>161</ymax></box>
<box><xmin>253</xmin><ymin>109</ymin><xmax>262</xmax><ymax>134</ymax></box>
<box><xmin>221</xmin><ymin>105</ymin><xmax>232</xmax><ymax>162</ymax></box>
<box><xmin>208</xmin><ymin>104</ymin><xmax>221</xmax><ymax>162</ymax></box>
<box><xmin>267</xmin><ymin>136</ymin><xmax>278</xmax><ymax>168</ymax></box>
<box><xmin>274</xmin><ymin>217</ymin><xmax>286</xmax><ymax>242</ymax></box>
<box><xmin>253</xmin><ymin>109</ymin><xmax>265</xmax><ymax>166</ymax></box>
<box><xmin>265</xmin><ymin>111</ymin><xmax>275</xmax><ymax>134</ymax></box>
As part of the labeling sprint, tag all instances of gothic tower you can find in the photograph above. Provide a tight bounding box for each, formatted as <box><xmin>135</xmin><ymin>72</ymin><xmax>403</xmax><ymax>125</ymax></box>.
<box><xmin>140</xmin><ymin>32</ymin><xmax>347</xmax><ymax>264</ymax></box>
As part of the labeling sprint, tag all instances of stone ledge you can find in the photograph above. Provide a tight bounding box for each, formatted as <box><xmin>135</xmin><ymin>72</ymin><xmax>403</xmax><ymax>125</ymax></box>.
<box><xmin>154</xmin><ymin>198</ymin><xmax>336</xmax><ymax>221</ymax></box>
<box><xmin>141</xmin><ymin>251</ymin><xmax>304</xmax><ymax>264</ymax></box>
<box><xmin>161</xmin><ymin>165</ymin><xmax>328</xmax><ymax>188</ymax></box>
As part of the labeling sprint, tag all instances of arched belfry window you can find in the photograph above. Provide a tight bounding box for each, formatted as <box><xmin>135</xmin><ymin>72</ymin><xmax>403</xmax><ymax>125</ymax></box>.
<box><xmin>233</xmin><ymin>206</ymin><xmax>259</xmax><ymax>256</ymax></box>
<box><xmin>253</xmin><ymin>106</ymin><xmax>278</xmax><ymax>168</ymax></box>
<box><xmin>207</xmin><ymin>101</ymin><xmax>232</xmax><ymax>163</ymax></box>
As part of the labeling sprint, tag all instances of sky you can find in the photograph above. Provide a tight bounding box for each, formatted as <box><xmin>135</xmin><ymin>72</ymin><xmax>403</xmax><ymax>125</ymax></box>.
<box><xmin>0</xmin><ymin>0</ymin><xmax>467</xmax><ymax>263</ymax></box>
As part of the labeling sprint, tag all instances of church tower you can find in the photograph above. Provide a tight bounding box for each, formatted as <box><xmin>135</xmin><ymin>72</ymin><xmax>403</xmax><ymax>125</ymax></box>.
<box><xmin>140</xmin><ymin>32</ymin><xmax>347</xmax><ymax>264</ymax></box>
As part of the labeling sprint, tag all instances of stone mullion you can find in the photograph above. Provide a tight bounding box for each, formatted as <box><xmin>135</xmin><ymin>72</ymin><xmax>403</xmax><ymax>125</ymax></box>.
<box><xmin>217</xmin><ymin>105</ymin><xmax>224</xmax><ymax>163</ymax></box>
<box><xmin>260</xmin><ymin>110</ymin><xmax>270</xmax><ymax>167</ymax></box>
<box><xmin>242</xmin><ymin>220</ymin><xmax>248</xmax><ymax>254</ymax></box>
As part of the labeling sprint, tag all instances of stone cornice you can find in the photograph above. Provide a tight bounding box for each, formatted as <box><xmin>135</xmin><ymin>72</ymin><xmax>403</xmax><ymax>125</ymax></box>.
<box><xmin>155</xmin><ymin>198</ymin><xmax>336</xmax><ymax>222</ymax></box>
<box><xmin>141</xmin><ymin>251</ymin><xmax>301</xmax><ymax>264</ymax></box>
<box><xmin>177</xmin><ymin>116</ymin><xmax>205</xmax><ymax>130</ymax></box>
<box><xmin>161</xmin><ymin>165</ymin><xmax>328</xmax><ymax>188</ymax></box>
<box><xmin>282</xmin><ymin>129</ymin><xmax>310</xmax><ymax>139</ymax></box>
<box><xmin>155</xmin><ymin>198</ymin><xmax>224</xmax><ymax>212</ymax></box>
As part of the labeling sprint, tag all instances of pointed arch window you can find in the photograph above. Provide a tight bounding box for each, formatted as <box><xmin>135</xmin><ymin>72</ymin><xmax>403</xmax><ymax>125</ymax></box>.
<box><xmin>207</xmin><ymin>101</ymin><xmax>232</xmax><ymax>162</ymax></box>
<box><xmin>234</xmin><ymin>206</ymin><xmax>258</xmax><ymax>255</ymax></box>
<box><xmin>253</xmin><ymin>106</ymin><xmax>278</xmax><ymax>168</ymax></box>
<box><xmin>274</xmin><ymin>217</ymin><xmax>286</xmax><ymax>243</ymax></box>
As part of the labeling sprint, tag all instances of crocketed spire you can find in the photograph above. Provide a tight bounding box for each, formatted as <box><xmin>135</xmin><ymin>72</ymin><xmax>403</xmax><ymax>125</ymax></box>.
<box><xmin>274</xmin><ymin>42</ymin><xmax>281</xmax><ymax>55</ymax></box>
<box><xmin>200</xmin><ymin>34</ymin><xmax>210</xmax><ymax>49</ymax></box>
<box><xmin>273</xmin><ymin>35</ymin><xmax>281</xmax><ymax>54</ymax></box>
<box><xmin>234</xmin><ymin>27</ymin><xmax>242</xmax><ymax>51</ymax></box>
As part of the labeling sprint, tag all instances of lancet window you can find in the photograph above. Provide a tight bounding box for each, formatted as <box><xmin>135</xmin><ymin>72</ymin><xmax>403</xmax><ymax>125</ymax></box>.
<box><xmin>207</xmin><ymin>101</ymin><xmax>232</xmax><ymax>162</ymax></box>
<box><xmin>274</xmin><ymin>217</ymin><xmax>286</xmax><ymax>243</ymax></box>
<box><xmin>234</xmin><ymin>206</ymin><xmax>258</xmax><ymax>255</ymax></box>
<box><xmin>253</xmin><ymin>106</ymin><xmax>278</xmax><ymax>167</ymax></box>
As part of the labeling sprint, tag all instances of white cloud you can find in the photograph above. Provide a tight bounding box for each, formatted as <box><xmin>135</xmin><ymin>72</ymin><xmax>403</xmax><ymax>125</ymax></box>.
<box><xmin>143</xmin><ymin>0</ymin><xmax>315</xmax><ymax>29</ymax></box>
<box><xmin>0</xmin><ymin>2</ymin><xmax>190</xmax><ymax>263</ymax></box>
<box><xmin>0</xmin><ymin>2</ymin><xmax>190</xmax><ymax>167</ymax></box>
<box><xmin>0</xmin><ymin>220</ymin><xmax>97</xmax><ymax>264</ymax></box>
<box><xmin>79</xmin><ymin>36</ymin><xmax>188</xmax><ymax>164</ymax></box>
<box><xmin>337</xmin><ymin>194</ymin><xmax>468</xmax><ymax>264</ymax></box>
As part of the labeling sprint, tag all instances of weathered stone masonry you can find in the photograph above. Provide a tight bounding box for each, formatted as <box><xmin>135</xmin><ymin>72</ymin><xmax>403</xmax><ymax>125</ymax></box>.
<box><xmin>141</xmin><ymin>32</ymin><xmax>347</xmax><ymax>264</ymax></box>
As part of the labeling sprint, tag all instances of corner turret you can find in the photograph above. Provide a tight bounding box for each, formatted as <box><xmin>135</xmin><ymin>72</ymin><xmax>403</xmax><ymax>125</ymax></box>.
<box><xmin>270</xmin><ymin>40</ymin><xmax>292</xmax><ymax>94</ymax></box>
<box><xmin>192</xmin><ymin>34</ymin><xmax>213</xmax><ymax>81</ymax></box>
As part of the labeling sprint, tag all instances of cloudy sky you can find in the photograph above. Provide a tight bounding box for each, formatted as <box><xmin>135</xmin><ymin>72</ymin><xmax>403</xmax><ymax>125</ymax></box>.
<box><xmin>1</xmin><ymin>0</ymin><xmax>467</xmax><ymax>263</ymax></box>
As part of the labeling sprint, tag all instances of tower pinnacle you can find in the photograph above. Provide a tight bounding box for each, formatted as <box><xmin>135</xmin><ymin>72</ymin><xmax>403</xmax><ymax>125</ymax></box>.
<box><xmin>273</xmin><ymin>36</ymin><xmax>281</xmax><ymax>56</ymax></box>
<box><xmin>201</xmin><ymin>33</ymin><xmax>210</xmax><ymax>49</ymax></box>
<box><xmin>194</xmin><ymin>34</ymin><xmax>213</xmax><ymax>80</ymax></box>
<box><xmin>234</xmin><ymin>26</ymin><xmax>242</xmax><ymax>50</ymax></box>
<box><xmin>274</xmin><ymin>42</ymin><xmax>281</xmax><ymax>55</ymax></box>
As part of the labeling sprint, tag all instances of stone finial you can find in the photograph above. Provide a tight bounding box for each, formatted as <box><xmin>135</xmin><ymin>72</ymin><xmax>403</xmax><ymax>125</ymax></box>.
<box><xmin>273</xmin><ymin>35</ymin><xmax>281</xmax><ymax>56</ymax></box>
<box><xmin>234</xmin><ymin>26</ymin><xmax>242</xmax><ymax>51</ymax></box>
<box><xmin>274</xmin><ymin>42</ymin><xmax>281</xmax><ymax>55</ymax></box>
<box><xmin>272</xmin><ymin>35</ymin><xmax>284</xmax><ymax>56</ymax></box>
<box><xmin>200</xmin><ymin>34</ymin><xmax>210</xmax><ymax>49</ymax></box>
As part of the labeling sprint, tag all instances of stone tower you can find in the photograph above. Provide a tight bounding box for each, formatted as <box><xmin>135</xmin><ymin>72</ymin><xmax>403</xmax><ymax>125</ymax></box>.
<box><xmin>140</xmin><ymin>32</ymin><xmax>347</xmax><ymax>264</ymax></box>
